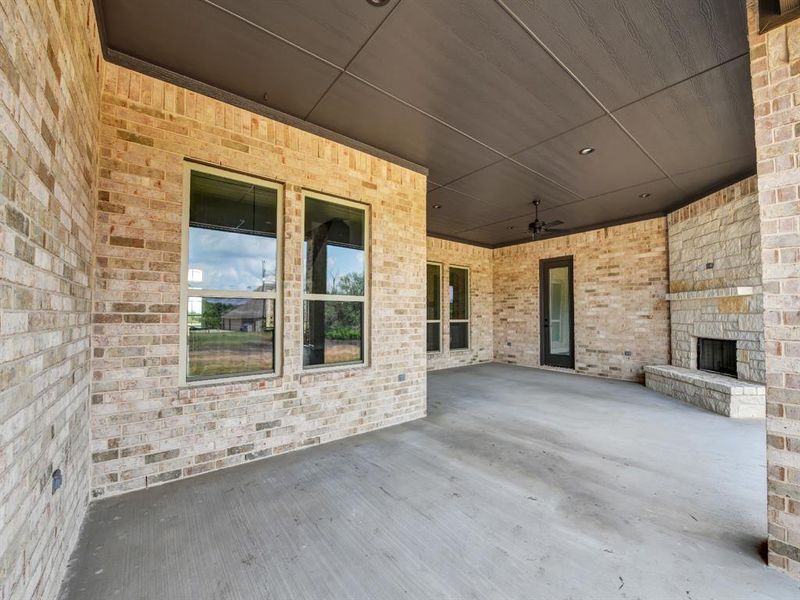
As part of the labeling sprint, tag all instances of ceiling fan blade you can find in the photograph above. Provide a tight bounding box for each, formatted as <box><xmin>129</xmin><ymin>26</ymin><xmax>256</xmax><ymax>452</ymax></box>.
<box><xmin>542</xmin><ymin>227</ymin><xmax>571</xmax><ymax>234</ymax></box>
<box><xmin>544</xmin><ymin>219</ymin><xmax>564</xmax><ymax>228</ymax></box>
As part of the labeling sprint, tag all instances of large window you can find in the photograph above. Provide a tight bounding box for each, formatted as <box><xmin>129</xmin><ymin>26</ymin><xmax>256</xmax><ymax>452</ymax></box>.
<box><xmin>449</xmin><ymin>267</ymin><xmax>469</xmax><ymax>350</ymax></box>
<box><xmin>181</xmin><ymin>164</ymin><xmax>281</xmax><ymax>382</ymax></box>
<box><xmin>427</xmin><ymin>263</ymin><xmax>442</xmax><ymax>352</ymax></box>
<box><xmin>302</xmin><ymin>193</ymin><xmax>368</xmax><ymax>368</ymax></box>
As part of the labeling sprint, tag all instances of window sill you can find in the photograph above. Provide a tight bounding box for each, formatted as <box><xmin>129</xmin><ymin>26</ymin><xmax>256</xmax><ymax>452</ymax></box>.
<box><xmin>181</xmin><ymin>370</ymin><xmax>281</xmax><ymax>389</ymax></box>
<box><xmin>300</xmin><ymin>362</ymin><xmax>370</xmax><ymax>377</ymax></box>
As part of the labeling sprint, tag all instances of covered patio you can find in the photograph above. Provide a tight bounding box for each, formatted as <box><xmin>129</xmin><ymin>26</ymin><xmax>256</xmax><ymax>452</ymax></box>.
<box><xmin>59</xmin><ymin>364</ymin><xmax>799</xmax><ymax>599</ymax></box>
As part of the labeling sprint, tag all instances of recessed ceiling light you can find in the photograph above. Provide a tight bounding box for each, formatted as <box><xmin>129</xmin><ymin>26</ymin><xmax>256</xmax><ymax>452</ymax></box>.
<box><xmin>432</xmin><ymin>204</ymin><xmax>442</xmax><ymax>209</ymax></box>
<box><xmin>639</xmin><ymin>192</ymin><xmax>651</xmax><ymax>198</ymax></box>
<box><xmin>578</xmin><ymin>147</ymin><xmax>595</xmax><ymax>155</ymax></box>
<box><xmin>506</xmin><ymin>226</ymin><xmax>514</xmax><ymax>230</ymax></box>
<box><xmin>366</xmin><ymin>0</ymin><xmax>391</xmax><ymax>5</ymax></box>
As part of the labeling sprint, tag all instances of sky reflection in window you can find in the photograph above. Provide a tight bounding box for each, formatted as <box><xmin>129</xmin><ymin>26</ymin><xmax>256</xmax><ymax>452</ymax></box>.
<box><xmin>189</xmin><ymin>228</ymin><xmax>277</xmax><ymax>292</ymax></box>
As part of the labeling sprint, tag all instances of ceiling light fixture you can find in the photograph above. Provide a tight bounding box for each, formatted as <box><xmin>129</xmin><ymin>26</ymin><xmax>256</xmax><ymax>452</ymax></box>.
<box><xmin>639</xmin><ymin>192</ymin><xmax>651</xmax><ymax>198</ymax></box>
<box><xmin>432</xmin><ymin>204</ymin><xmax>442</xmax><ymax>209</ymax></box>
<box><xmin>366</xmin><ymin>0</ymin><xmax>391</xmax><ymax>5</ymax></box>
<box><xmin>506</xmin><ymin>226</ymin><xmax>514</xmax><ymax>230</ymax></box>
<box><xmin>578</xmin><ymin>147</ymin><xmax>595</xmax><ymax>155</ymax></box>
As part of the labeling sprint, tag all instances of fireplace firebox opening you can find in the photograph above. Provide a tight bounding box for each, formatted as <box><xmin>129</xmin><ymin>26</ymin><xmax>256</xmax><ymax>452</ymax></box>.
<box><xmin>697</xmin><ymin>338</ymin><xmax>737</xmax><ymax>378</ymax></box>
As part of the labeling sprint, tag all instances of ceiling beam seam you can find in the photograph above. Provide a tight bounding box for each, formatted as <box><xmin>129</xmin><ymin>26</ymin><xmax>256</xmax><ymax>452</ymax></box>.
<box><xmin>199</xmin><ymin>0</ymin><xmax>586</xmax><ymax>200</ymax></box>
<box><xmin>609</xmin><ymin>51</ymin><xmax>750</xmax><ymax>114</ymax></box>
<box><xmin>201</xmin><ymin>0</ymin><xmax>344</xmax><ymax>71</ymax></box>
<box><xmin>492</xmin><ymin>0</ymin><xmax>684</xmax><ymax>193</ymax></box>
<box><xmin>303</xmin><ymin>0</ymin><xmax>407</xmax><ymax>120</ymax></box>
<box><xmin>451</xmin><ymin>175</ymin><xmax>678</xmax><ymax>233</ymax></box>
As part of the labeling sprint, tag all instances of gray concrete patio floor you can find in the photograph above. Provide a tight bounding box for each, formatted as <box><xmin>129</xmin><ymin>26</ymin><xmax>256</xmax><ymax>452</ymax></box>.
<box><xmin>59</xmin><ymin>363</ymin><xmax>800</xmax><ymax>599</ymax></box>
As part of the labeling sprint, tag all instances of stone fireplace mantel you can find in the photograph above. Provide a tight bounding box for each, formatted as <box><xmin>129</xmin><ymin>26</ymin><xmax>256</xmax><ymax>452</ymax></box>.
<box><xmin>665</xmin><ymin>286</ymin><xmax>759</xmax><ymax>301</ymax></box>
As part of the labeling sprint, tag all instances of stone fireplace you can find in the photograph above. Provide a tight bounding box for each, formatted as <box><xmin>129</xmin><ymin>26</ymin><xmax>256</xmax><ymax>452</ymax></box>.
<box><xmin>645</xmin><ymin>177</ymin><xmax>766</xmax><ymax>418</ymax></box>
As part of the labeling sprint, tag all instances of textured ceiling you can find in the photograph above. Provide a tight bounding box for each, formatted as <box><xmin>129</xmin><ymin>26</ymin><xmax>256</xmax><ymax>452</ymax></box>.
<box><xmin>95</xmin><ymin>0</ymin><xmax>755</xmax><ymax>247</ymax></box>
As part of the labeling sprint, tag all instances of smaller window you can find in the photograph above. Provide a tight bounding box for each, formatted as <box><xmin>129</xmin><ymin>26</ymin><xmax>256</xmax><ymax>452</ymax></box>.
<box><xmin>449</xmin><ymin>267</ymin><xmax>469</xmax><ymax>350</ymax></box>
<box><xmin>302</xmin><ymin>193</ymin><xmax>368</xmax><ymax>368</ymax></box>
<box><xmin>427</xmin><ymin>263</ymin><xmax>442</xmax><ymax>352</ymax></box>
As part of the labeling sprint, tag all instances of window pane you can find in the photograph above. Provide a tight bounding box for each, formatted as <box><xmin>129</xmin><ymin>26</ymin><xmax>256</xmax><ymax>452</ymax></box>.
<box><xmin>427</xmin><ymin>264</ymin><xmax>440</xmax><ymax>320</ymax></box>
<box><xmin>187</xmin><ymin>297</ymin><xmax>275</xmax><ymax>380</ymax></box>
<box><xmin>427</xmin><ymin>322</ymin><xmax>441</xmax><ymax>352</ymax></box>
<box><xmin>450</xmin><ymin>322</ymin><xmax>469</xmax><ymax>350</ymax></box>
<box><xmin>188</xmin><ymin>228</ymin><xmax>277</xmax><ymax>292</ymax></box>
<box><xmin>188</xmin><ymin>170</ymin><xmax>278</xmax><ymax>292</ymax></box>
<box><xmin>303</xmin><ymin>301</ymin><xmax>363</xmax><ymax>366</ymax></box>
<box><xmin>548</xmin><ymin>266</ymin><xmax>570</xmax><ymax>356</ymax></box>
<box><xmin>304</xmin><ymin>197</ymin><xmax>365</xmax><ymax>295</ymax></box>
<box><xmin>449</xmin><ymin>268</ymin><xmax>468</xmax><ymax>320</ymax></box>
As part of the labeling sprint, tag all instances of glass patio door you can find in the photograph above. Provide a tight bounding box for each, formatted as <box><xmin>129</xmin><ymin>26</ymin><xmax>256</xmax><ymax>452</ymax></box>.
<box><xmin>540</xmin><ymin>256</ymin><xmax>574</xmax><ymax>369</ymax></box>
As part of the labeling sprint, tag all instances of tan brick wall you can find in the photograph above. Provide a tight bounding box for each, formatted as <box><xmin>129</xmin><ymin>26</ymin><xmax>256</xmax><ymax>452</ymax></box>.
<box><xmin>0</xmin><ymin>0</ymin><xmax>103</xmax><ymax>598</ymax></box>
<box><xmin>747</xmin><ymin>0</ymin><xmax>800</xmax><ymax>577</ymax></box>
<box><xmin>493</xmin><ymin>219</ymin><xmax>670</xmax><ymax>382</ymax></box>
<box><xmin>90</xmin><ymin>64</ymin><xmax>427</xmax><ymax>498</ymax></box>
<box><xmin>667</xmin><ymin>176</ymin><xmax>765</xmax><ymax>383</ymax></box>
<box><xmin>426</xmin><ymin>237</ymin><xmax>493</xmax><ymax>371</ymax></box>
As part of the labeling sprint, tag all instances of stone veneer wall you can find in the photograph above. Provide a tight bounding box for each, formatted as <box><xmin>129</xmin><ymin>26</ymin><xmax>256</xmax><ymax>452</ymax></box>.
<box><xmin>667</xmin><ymin>176</ymin><xmax>765</xmax><ymax>383</ymax></box>
<box><xmin>426</xmin><ymin>237</ymin><xmax>493</xmax><ymax>371</ymax></box>
<box><xmin>747</xmin><ymin>0</ymin><xmax>800</xmax><ymax>577</ymax></box>
<box><xmin>0</xmin><ymin>1</ymin><xmax>103</xmax><ymax>598</ymax></box>
<box><xmin>90</xmin><ymin>64</ymin><xmax>427</xmax><ymax>498</ymax></box>
<box><xmin>493</xmin><ymin>218</ymin><xmax>670</xmax><ymax>382</ymax></box>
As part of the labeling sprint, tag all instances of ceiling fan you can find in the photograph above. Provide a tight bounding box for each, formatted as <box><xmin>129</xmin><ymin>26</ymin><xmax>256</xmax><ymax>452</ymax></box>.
<box><xmin>528</xmin><ymin>198</ymin><xmax>569</xmax><ymax>240</ymax></box>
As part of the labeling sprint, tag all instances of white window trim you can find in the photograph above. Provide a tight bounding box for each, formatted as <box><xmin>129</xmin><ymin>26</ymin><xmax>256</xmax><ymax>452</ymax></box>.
<box><xmin>178</xmin><ymin>161</ymin><xmax>284</xmax><ymax>386</ymax></box>
<box><xmin>426</xmin><ymin>261</ymin><xmax>443</xmax><ymax>353</ymax></box>
<box><xmin>301</xmin><ymin>189</ymin><xmax>370</xmax><ymax>371</ymax></box>
<box><xmin>448</xmin><ymin>265</ymin><xmax>470</xmax><ymax>351</ymax></box>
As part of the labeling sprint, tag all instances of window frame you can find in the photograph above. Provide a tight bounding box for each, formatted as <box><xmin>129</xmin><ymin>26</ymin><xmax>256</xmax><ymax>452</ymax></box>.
<box><xmin>426</xmin><ymin>261</ymin><xmax>443</xmax><ymax>354</ymax></box>
<box><xmin>448</xmin><ymin>265</ymin><xmax>470</xmax><ymax>351</ymax></box>
<box><xmin>179</xmin><ymin>161</ymin><xmax>284</xmax><ymax>386</ymax></box>
<box><xmin>301</xmin><ymin>189</ymin><xmax>370</xmax><ymax>371</ymax></box>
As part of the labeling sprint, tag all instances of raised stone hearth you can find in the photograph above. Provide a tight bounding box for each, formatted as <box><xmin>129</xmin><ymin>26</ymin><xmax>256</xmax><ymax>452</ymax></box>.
<box><xmin>645</xmin><ymin>366</ymin><xmax>765</xmax><ymax>418</ymax></box>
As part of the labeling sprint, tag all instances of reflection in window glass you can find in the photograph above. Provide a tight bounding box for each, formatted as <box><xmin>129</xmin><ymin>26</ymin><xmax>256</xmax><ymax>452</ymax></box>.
<box><xmin>427</xmin><ymin>322</ymin><xmax>441</xmax><ymax>353</ymax></box>
<box><xmin>450</xmin><ymin>268</ymin><xmax>468</xmax><ymax>320</ymax></box>
<box><xmin>303</xmin><ymin>301</ymin><xmax>363</xmax><ymax>366</ymax></box>
<box><xmin>427</xmin><ymin>263</ymin><xmax>441</xmax><ymax>352</ymax></box>
<box><xmin>449</xmin><ymin>267</ymin><xmax>469</xmax><ymax>350</ymax></box>
<box><xmin>188</xmin><ymin>170</ymin><xmax>278</xmax><ymax>292</ymax></box>
<box><xmin>302</xmin><ymin>195</ymin><xmax>367</xmax><ymax>368</ymax></box>
<box><xmin>187</xmin><ymin>297</ymin><xmax>275</xmax><ymax>379</ymax></box>
<box><xmin>427</xmin><ymin>264</ymin><xmax>440</xmax><ymax>320</ymax></box>
<box><xmin>548</xmin><ymin>266</ymin><xmax>570</xmax><ymax>355</ymax></box>
<box><xmin>304</xmin><ymin>197</ymin><xmax>365</xmax><ymax>295</ymax></box>
<box><xmin>450</xmin><ymin>322</ymin><xmax>469</xmax><ymax>351</ymax></box>
<box><xmin>189</xmin><ymin>228</ymin><xmax>277</xmax><ymax>291</ymax></box>
<box><xmin>184</xmin><ymin>168</ymin><xmax>280</xmax><ymax>382</ymax></box>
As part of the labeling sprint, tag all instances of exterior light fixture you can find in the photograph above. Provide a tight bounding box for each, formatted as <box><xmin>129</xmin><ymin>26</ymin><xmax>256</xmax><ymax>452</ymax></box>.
<box><xmin>578</xmin><ymin>147</ymin><xmax>595</xmax><ymax>155</ymax></box>
<box><xmin>639</xmin><ymin>192</ymin><xmax>651</xmax><ymax>198</ymax></box>
<box><xmin>432</xmin><ymin>204</ymin><xmax>442</xmax><ymax>209</ymax></box>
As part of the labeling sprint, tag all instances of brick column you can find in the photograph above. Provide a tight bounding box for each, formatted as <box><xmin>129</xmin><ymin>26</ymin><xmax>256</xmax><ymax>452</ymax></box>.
<box><xmin>747</xmin><ymin>1</ymin><xmax>800</xmax><ymax>577</ymax></box>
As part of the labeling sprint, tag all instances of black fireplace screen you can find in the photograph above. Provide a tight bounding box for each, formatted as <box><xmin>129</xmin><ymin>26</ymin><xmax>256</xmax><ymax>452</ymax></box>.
<box><xmin>697</xmin><ymin>338</ymin><xmax>737</xmax><ymax>378</ymax></box>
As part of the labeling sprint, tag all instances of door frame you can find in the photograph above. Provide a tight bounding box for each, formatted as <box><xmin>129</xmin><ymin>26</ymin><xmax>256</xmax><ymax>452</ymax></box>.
<box><xmin>539</xmin><ymin>256</ymin><xmax>575</xmax><ymax>369</ymax></box>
